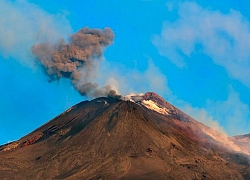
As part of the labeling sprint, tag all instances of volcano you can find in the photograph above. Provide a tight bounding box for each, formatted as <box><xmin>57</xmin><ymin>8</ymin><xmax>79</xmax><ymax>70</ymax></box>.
<box><xmin>0</xmin><ymin>92</ymin><xmax>249</xmax><ymax>179</ymax></box>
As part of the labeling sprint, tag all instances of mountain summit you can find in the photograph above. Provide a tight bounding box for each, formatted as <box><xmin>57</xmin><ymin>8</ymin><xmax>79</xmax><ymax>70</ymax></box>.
<box><xmin>0</xmin><ymin>92</ymin><xmax>249</xmax><ymax>179</ymax></box>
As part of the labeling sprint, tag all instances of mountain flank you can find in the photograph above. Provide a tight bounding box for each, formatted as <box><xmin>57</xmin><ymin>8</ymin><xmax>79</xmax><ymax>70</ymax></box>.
<box><xmin>0</xmin><ymin>93</ymin><xmax>249</xmax><ymax>179</ymax></box>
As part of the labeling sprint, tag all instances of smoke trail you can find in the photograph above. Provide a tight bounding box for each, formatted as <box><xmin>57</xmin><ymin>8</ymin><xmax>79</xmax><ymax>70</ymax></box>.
<box><xmin>32</xmin><ymin>27</ymin><xmax>118</xmax><ymax>98</ymax></box>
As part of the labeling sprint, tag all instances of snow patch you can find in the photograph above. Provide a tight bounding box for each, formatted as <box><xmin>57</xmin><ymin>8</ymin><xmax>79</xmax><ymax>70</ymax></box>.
<box><xmin>123</xmin><ymin>93</ymin><xmax>171</xmax><ymax>115</ymax></box>
<box><xmin>141</xmin><ymin>100</ymin><xmax>170</xmax><ymax>115</ymax></box>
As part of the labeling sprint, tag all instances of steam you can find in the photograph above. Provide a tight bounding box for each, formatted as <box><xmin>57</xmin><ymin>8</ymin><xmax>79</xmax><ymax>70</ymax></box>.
<box><xmin>32</xmin><ymin>27</ymin><xmax>118</xmax><ymax>98</ymax></box>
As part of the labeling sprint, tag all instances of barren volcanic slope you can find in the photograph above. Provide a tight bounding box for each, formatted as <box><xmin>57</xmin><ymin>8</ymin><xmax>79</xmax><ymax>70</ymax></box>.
<box><xmin>0</xmin><ymin>92</ymin><xmax>250</xmax><ymax>179</ymax></box>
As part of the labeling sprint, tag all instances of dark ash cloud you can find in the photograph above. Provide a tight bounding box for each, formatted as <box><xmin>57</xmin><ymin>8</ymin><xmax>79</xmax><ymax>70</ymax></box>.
<box><xmin>32</xmin><ymin>27</ymin><xmax>119</xmax><ymax>98</ymax></box>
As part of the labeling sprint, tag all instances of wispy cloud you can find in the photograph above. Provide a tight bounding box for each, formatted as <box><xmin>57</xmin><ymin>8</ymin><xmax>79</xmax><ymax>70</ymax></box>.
<box><xmin>175</xmin><ymin>86</ymin><xmax>250</xmax><ymax>136</ymax></box>
<box><xmin>153</xmin><ymin>1</ymin><xmax>250</xmax><ymax>87</ymax></box>
<box><xmin>0</xmin><ymin>0</ymin><xmax>72</xmax><ymax>66</ymax></box>
<box><xmin>95</xmin><ymin>59</ymin><xmax>171</xmax><ymax>97</ymax></box>
<box><xmin>182</xmin><ymin>104</ymin><xmax>226</xmax><ymax>134</ymax></box>
<box><xmin>205</xmin><ymin>87</ymin><xmax>250</xmax><ymax>135</ymax></box>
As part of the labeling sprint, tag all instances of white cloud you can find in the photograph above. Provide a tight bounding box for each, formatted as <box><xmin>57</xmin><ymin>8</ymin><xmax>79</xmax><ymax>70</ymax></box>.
<box><xmin>174</xmin><ymin>87</ymin><xmax>250</xmax><ymax>136</ymax></box>
<box><xmin>205</xmin><ymin>87</ymin><xmax>250</xmax><ymax>135</ymax></box>
<box><xmin>171</xmin><ymin>94</ymin><xmax>227</xmax><ymax>134</ymax></box>
<box><xmin>95</xmin><ymin>59</ymin><xmax>171</xmax><ymax>97</ymax></box>
<box><xmin>0</xmin><ymin>0</ymin><xmax>72</xmax><ymax>66</ymax></box>
<box><xmin>182</xmin><ymin>104</ymin><xmax>226</xmax><ymax>134</ymax></box>
<box><xmin>153</xmin><ymin>1</ymin><xmax>250</xmax><ymax>87</ymax></box>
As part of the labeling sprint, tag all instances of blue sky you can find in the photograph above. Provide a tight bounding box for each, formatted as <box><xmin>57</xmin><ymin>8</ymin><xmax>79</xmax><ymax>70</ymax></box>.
<box><xmin>1</xmin><ymin>0</ymin><xmax>250</xmax><ymax>144</ymax></box>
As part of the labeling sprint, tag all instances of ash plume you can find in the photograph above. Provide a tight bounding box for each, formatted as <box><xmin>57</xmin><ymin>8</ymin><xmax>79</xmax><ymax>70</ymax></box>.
<box><xmin>32</xmin><ymin>27</ymin><xmax>118</xmax><ymax>98</ymax></box>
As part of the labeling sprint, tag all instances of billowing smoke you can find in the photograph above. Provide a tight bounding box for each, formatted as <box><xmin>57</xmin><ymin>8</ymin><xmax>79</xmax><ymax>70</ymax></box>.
<box><xmin>32</xmin><ymin>27</ymin><xmax>119</xmax><ymax>98</ymax></box>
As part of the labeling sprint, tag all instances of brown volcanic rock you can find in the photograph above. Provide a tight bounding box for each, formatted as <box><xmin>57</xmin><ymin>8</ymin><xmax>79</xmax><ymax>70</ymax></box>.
<box><xmin>0</xmin><ymin>95</ymin><xmax>250</xmax><ymax>179</ymax></box>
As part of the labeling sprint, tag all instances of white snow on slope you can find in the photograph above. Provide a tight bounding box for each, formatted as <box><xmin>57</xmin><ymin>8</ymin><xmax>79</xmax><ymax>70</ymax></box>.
<box><xmin>124</xmin><ymin>93</ymin><xmax>170</xmax><ymax>115</ymax></box>
<box><xmin>141</xmin><ymin>100</ymin><xmax>170</xmax><ymax>115</ymax></box>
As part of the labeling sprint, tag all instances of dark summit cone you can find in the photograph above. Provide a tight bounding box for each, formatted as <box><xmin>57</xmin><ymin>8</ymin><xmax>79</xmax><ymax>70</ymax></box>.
<box><xmin>0</xmin><ymin>93</ymin><xmax>250</xmax><ymax>179</ymax></box>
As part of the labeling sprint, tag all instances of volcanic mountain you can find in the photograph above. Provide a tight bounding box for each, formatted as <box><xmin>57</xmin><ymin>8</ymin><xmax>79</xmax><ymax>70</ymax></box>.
<box><xmin>0</xmin><ymin>92</ymin><xmax>249</xmax><ymax>179</ymax></box>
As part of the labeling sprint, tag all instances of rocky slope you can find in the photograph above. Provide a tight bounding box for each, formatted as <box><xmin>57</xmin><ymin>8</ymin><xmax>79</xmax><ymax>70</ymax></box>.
<box><xmin>126</xmin><ymin>92</ymin><xmax>248</xmax><ymax>155</ymax></box>
<box><xmin>0</xmin><ymin>92</ymin><xmax>249</xmax><ymax>179</ymax></box>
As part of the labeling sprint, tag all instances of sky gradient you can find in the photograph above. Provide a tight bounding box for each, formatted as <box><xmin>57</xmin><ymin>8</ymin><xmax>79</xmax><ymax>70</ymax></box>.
<box><xmin>1</xmin><ymin>0</ymin><xmax>250</xmax><ymax>145</ymax></box>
